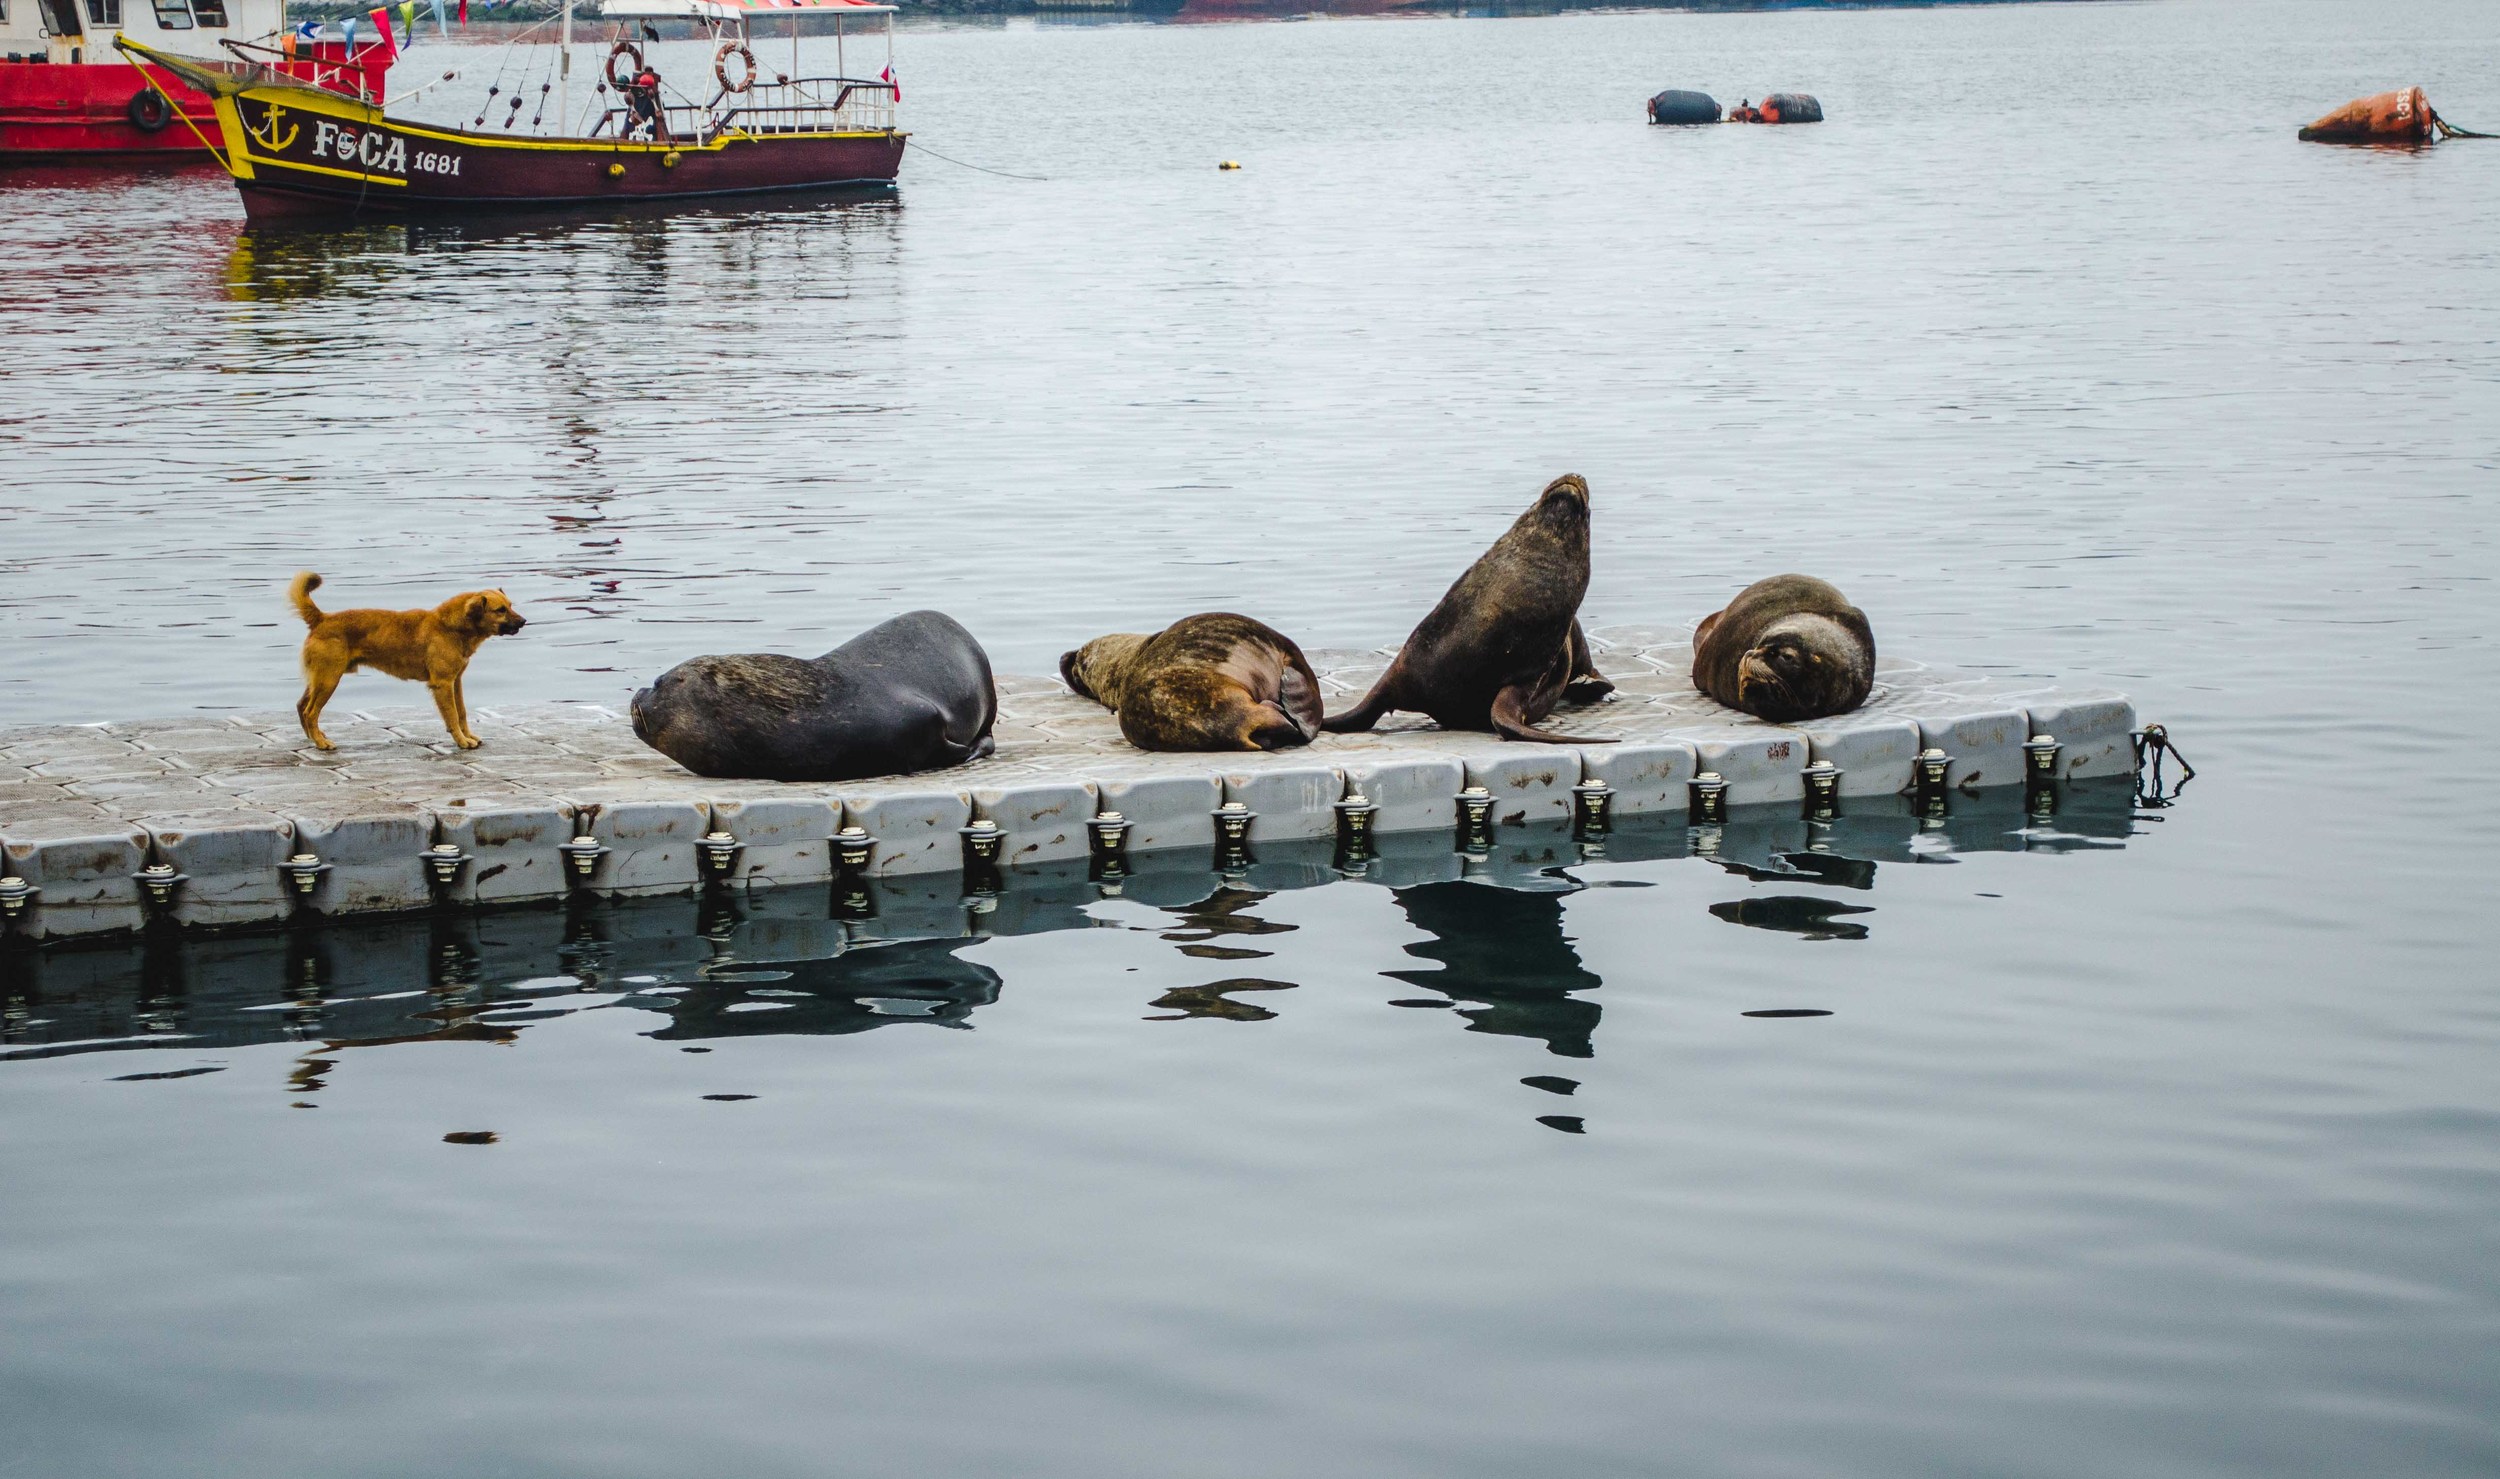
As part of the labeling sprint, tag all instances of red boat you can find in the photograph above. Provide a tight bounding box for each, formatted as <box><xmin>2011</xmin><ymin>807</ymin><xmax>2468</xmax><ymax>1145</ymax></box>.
<box><xmin>0</xmin><ymin>0</ymin><xmax>386</xmax><ymax>158</ymax></box>
<box><xmin>118</xmin><ymin>0</ymin><xmax>902</xmax><ymax>219</ymax></box>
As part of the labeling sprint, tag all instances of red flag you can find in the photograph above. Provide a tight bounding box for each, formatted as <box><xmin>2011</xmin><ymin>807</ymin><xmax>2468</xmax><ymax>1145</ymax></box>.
<box><xmin>457</xmin><ymin>0</ymin><xmax>467</xmax><ymax>23</ymax></box>
<box><xmin>365</xmin><ymin>6</ymin><xmax>400</xmax><ymax>63</ymax></box>
<box><xmin>880</xmin><ymin>63</ymin><xmax>898</xmax><ymax>101</ymax></box>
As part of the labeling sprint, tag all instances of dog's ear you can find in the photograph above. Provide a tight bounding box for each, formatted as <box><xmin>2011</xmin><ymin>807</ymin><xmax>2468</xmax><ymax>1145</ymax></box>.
<box><xmin>463</xmin><ymin>593</ymin><xmax>490</xmax><ymax>629</ymax></box>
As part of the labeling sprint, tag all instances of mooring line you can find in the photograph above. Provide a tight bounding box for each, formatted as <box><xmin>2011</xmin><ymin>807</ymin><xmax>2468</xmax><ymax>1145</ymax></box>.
<box><xmin>905</xmin><ymin>139</ymin><xmax>1048</xmax><ymax>181</ymax></box>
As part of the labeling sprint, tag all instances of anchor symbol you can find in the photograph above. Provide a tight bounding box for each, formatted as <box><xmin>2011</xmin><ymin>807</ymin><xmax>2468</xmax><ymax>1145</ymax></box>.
<box><xmin>246</xmin><ymin>103</ymin><xmax>299</xmax><ymax>153</ymax></box>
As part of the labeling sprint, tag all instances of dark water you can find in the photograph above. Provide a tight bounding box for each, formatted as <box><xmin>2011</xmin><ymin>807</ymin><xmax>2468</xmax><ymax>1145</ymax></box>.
<box><xmin>5</xmin><ymin>0</ymin><xmax>2500</xmax><ymax>1473</ymax></box>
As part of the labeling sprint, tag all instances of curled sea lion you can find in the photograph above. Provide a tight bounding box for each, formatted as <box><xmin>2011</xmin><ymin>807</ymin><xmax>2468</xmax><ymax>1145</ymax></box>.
<box><xmin>1060</xmin><ymin>612</ymin><xmax>1322</xmax><ymax>752</ymax></box>
<box><xmin>630</xmin><ymin>610</ymin><xmax>997</xmax><ymax>782</ymax></box>
<box><xmin>1690</xmin><ymin>574</ymin><xmax>1874</xmax><ymax>723</ymax></box>
<box><xmin>1323</xmin><ymin>474</ymin><xmax>1615</xmax><ymax>744</ymax></box>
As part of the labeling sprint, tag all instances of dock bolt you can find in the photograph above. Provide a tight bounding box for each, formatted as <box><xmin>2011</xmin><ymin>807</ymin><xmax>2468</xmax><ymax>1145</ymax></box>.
<box><xmin>134</xmin><ymin>862</ymin><xmax>187</xmax><ymax>913</ymax></box>
<box><xmin>279</xmin><ymin>852</ymin><xmax>331</xmax><ymax>901</ymax></box>
<box><xmin>421</xmin><ymin>842</ymin><xmax>470</xmax><ymax>891</ymax></box>
<box><xmin>960</xmin><ymin>818</ymin><xmax>1007</xmax><ymax>870</ymax></box>
<box><xmin>1087</xmin><ymin>812</ymin><xmax>1132</xmax><ymax>881</ymax></box>
<box><xmin>1802</xmin><ymin>759</ymin><xmax>1843</xmax><ymax>817</ymax></box>
<box><xmin>833</xmin><ymin>826</ymin><xmax>877</xmax><ymax>875</ymax></box>
<box><xmin>1335</xmin><ymin>792</ymin><xmax>1379</xmax><ymax>854</ymax></box>
<box><xmin>558</xmin><ymin>834</ymin><xmax>610</xmax><ymax>886</ymax></box>
<box><xmin>1454</xmin><ymin>784</ymin><xmax>1495</xmax><ymax>852</ymax></box>
<box><xmin>697</xmin><ymin>830</ymin><xmax>744</xmax><ymax>883</ymax></box>
<box><xmin>1915</xmin><ymin>747</ymin><xmax>1953</xmax><ymax>794</ymax></box>
<box><xmin>2024</xmin><ymin>735</ymin><xmax>2062</xmax><ymax>786</ymax></box>
<box><xmin>0</xmin><ymin>875</ymin><xmax>36</xmax><ymax>924</ymax></box>
<box><xmin>2028</xmin><ymin>781</ymin><xmax>2060</xmax><ymax>821</ymax></box>
<box><xmin>1571</xmin><ymin>777</ymin><xmax>1613</xmax><ymax>837</ymax></box>
<box><xmin>1212</xmin><ymin>801</ymin><xmax>1255</xmax><ymax>871</ymax></box>
<box><xmin>1690</xmin><ymin>822</ymin><xmax>1724</xmax><ymax>858</ymax></box>
<box><xmin>1688</xmin><ymin>771</ymin><xmax>1729</xmax><ymax>825</ymax></box>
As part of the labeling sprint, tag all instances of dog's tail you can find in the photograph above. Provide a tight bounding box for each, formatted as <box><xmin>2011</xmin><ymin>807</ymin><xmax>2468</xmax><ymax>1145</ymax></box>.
<box><xmin>289</xmin><ymin>571</ymin><xmax>325</xmax><ymax>628</ymax></box>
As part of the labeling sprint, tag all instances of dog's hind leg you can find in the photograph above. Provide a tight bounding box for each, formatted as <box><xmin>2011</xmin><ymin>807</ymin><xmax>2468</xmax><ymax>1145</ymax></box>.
<box><xmin>430</xmin><ymin>680</ymin><xmax>480</xmax><ymax>750</ymax></box>
<box><xmin>298</xmin><ymin>663</ymin><xmax>343</xmax><ymax>751</ymax></box>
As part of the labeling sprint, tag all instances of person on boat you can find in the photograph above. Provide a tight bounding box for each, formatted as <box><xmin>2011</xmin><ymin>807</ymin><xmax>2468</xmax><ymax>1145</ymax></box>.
<box><xmin>625</xmin><ymin>64</ymin><xmax>672</xmax><ymax>143</ymax></box>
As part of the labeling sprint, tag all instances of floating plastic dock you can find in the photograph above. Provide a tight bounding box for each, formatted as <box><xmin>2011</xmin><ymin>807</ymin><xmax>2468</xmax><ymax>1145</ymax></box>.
<box><xmin>0</xmin><ymin>628</ymin><xmax>2135</xmax><ymax>942</ymax></box>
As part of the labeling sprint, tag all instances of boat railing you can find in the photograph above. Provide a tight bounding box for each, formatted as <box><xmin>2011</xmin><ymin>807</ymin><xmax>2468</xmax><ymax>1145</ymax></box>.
<box><xmin>588</xmin><ymin>76</ymin><xmax>897</xmax><ymax>142</ymax></box>
<box><xmin>218</xmin><ymin>35</ymin><xmax>386</xmax><ymax>103</ymax></box>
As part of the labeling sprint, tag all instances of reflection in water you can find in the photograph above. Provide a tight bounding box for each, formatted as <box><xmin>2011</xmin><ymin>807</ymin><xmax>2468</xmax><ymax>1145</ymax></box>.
<box><xmin>644</xmin><ymin>936</ymin><xmax>1004</xmax><ymax>1040</ymax></box>
<box><xmin>1385</xmin><ymin>881</ymin><xmax>1603</xmax><ymax>1060</ymax></box>
<box><xmin>1709</xmin><ymin>896</ymin><xmax>1877</xmax><ymax>942</ymax></box>
<box><xmin>0</xmin><ymin>786</ymin><xmax>2146</xmax><ymax>1126</ymax></box>
<box><xmin>1147</xmin><ymin>977</ymin><xmax>1298</xmax><ymax>1022</ymax></box>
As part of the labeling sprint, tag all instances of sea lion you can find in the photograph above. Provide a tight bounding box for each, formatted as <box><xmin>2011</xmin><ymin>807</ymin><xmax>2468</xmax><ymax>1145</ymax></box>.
<box><xmin>1060</xmin><ymin>612</ymin><xmax>1324</xmax><ymax>752</ymax></box>
<box><xmin>1322</xmin><ymin>473</ymin><xmax>1615</xmax><ymax>744</ymax></box>
<box><xmin>1690</xmin><ymin>574</ymin><xmax>1874</xmax><ymax>723</ymax></box>
<box><xmin>630</xmin><ymin>610</ymin><xmax>997</xmax><ymax>782</ymax></box>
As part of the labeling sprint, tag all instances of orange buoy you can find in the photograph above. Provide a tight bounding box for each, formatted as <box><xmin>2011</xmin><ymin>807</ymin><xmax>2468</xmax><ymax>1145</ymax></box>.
<box><xmin>2299</xmin><ymin>87</ymin><xmax>2433</xmax><ymax>145</ymax></box>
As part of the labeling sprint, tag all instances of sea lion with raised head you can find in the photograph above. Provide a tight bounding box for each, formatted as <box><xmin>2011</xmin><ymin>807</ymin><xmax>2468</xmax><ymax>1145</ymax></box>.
<box><xmin>1690</xmin><ymin>574</ymin><xmax>1874</xmax><ymax>723</ymax></box>
<box><xmin>1323</xmin><ymin>473</ymin><xmax>1615</xmax><ymax>744</ymax></box>
<box><xmin>630</xmin><ymin>610</ymin><xmax>997</xmax><ymax>781</ymax></box>
<box><xmin>1061</xmin><ymin>612</ymin><xmax>1324</xmax><ymax>752</ymax></box>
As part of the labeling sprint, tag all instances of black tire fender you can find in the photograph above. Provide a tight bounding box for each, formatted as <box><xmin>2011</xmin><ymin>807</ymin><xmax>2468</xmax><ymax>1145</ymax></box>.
<box><xmin>128</xmin><ymin>86</ymin><xmax>174</xmax><ymax>133</ymax></box>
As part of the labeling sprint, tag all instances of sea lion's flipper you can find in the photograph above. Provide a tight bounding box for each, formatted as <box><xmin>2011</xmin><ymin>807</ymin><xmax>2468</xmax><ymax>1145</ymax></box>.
<box><xmin>1278</xmin><ymin>649</ymin><xmax>1327</xmax><ymax>734</ymax></box>
<box><xmin>1245</xmin><ymin>700</ymin><xmax>1311</xmax><ymax>751</ymax></box>
<box><xmin>1563</xmin><ymin>620</ymin><xmax>1614</xmax><ymax>704</ymax></box>
<box><xmin>1320</xmin><ymin>667</ymin><xmax>1398</xmax><ymax>733</ymax></box>
<box><xmin>1491</xmin><ymin>683</ymin><xmax>1618</xmax><ymax>745</ymax></box>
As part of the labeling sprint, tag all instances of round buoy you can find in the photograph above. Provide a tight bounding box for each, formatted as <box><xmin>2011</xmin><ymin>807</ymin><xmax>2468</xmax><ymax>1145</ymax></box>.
<box><xmin>2299</xmin><ymin>87</ymin><xmax>2432</xmax><ymax>144</ymax></box>
<box><xmin>662</xmin><ymin>151</ymin><xmax>682</xmax><ymax>168</ymax></box>
<box><xmin>1646</xmin><ymin>89</ymin><xmax>1720</xmax><ymax>126</ymax></box>
<box><xmin>1759</xmin><ymin>92</ymin><xmax>1823</xmax><ymax>124</ymax></box>
<box><xmin>606</xmin><ymin>162</ymin><xmax>625</xmax><ymax>178</ymax></box>
<box><xmin>1218</xmin><ymin>160</ymin><xmax>1241</xmax><ymax>171</ymax></box>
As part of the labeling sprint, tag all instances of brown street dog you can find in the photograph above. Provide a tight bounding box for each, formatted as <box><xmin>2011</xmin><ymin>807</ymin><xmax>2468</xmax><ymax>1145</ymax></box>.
<box><xmin>1690</xmin><ymin>574</ymin><xmax>1875</xmax><ymax>723</ymax></box>
<box><xmin>1323</xmin><ymin>473</ymin><xmax>1615</xmax><ymax>744</ymax></box>
<box><xmin>290</xmin><ymin>571</ymin><xmax>527</xmax><ymax>751</ymax></box>
<box><xmin>1061</xmin><ymin>613</ymin><xmax>1324</xmax><ymax>752</ymax></box>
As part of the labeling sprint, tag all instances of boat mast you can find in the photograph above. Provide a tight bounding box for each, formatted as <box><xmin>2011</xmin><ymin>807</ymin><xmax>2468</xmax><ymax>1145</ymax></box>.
<box><xmin>557</xmin><ymin>0</ymin><xmax>573</xmax><ymax>133</ymax></box>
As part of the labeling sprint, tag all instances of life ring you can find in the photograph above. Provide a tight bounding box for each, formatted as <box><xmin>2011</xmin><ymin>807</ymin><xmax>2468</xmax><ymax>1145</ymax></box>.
<box><xmin>713</xmin><ymin>40</ymin><xmax>755</xmax><ymax>95</ymax></box>
<box><xmin>605</xmin><ymin>40</ymin><xmax>644</xmax><ymax>91</ymax></box>
<box><xmin>127</xmin><ymin>86</ymin><xmax>173</xmax><ymax>134</ymax></box>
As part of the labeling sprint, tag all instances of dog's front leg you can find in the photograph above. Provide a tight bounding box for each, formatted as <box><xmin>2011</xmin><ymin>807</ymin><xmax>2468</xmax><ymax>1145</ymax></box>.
<box><xmin>430</xmin><ymin>680</ymin><xmax>480</xmax><ymax>750</ymax></box>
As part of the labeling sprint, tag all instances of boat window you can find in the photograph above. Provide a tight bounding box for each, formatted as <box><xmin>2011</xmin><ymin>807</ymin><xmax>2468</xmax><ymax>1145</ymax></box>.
<box><xmin>191</xmin><ymin>0</ymin><xmax>223</xmax><ymax>20</ymax></box>
<box><xmin>151</xmin><ymin>0</ymin><xmax>192</xmax><ymax>26</ymax></box>
<box><xmin>85</xmin><ymin>0</ymin><xmax>121</xmax><ymax>24</ymax></box>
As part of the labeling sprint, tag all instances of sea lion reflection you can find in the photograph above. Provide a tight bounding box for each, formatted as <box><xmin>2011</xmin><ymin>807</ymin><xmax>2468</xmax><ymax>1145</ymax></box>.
<box><xmin>1709</xmin><ymin>896</ymin><xmax>1874</xmax><ymax>941</ymax></box>
<box><xmin>637</xmin><ymin>937</ymin><xmax>1004</xmax><ymax>1041</ymax></box>
<box><xmin>1385</xmin><ymin>881</ymin><xmax>1603</xmax><ymax>1059</ymax></box>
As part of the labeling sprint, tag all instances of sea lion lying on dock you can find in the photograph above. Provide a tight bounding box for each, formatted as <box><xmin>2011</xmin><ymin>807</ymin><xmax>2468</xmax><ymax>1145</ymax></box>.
<box><xmin>1061</xmin><ymin>613</ymin><xmax>1324</xmax><ymax>752</ymax></box>
<box><xmin>1690</xmin><ymin>574</ymin><xmax>1874</xmax><ymax>723</ymax></box>
<box><xmin>630</xmin><ymin>610</ymin><xmax>997</xmax><ymax>782</ymax></box>
<box><xmin>1323</xmin><ymin>474</ymin><xmax>1614</xmax><ymax>744</ymax></box>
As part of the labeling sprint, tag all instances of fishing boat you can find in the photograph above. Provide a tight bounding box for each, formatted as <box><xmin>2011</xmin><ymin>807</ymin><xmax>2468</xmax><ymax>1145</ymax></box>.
<box><xmin>0</xmin><ymin>0</ymin><xmax>383</xmax><ymax>157</ymax></box>
<box><xmin>115</xmin><ymin>0</ymin><xmax>901</xmax><ymax>220</ymax></box>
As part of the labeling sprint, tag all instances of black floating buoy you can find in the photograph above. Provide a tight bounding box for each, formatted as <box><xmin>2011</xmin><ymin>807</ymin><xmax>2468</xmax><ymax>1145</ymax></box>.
<box><xmin>1760</xmin><ymin>92</ymin><xmax>1823</xmax><ymax>124</ymax></box>
<box><xmin>1647</xmin><ymin>89</ymin><xmax>1721</xmax><ymax>126</ymax></box>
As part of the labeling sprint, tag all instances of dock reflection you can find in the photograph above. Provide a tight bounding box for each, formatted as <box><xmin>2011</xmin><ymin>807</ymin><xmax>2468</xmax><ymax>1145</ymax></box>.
<box><xmin>2</xmin><ymin>783</ymin><xmax>2145</xmax><ymax>1107</ymax></box>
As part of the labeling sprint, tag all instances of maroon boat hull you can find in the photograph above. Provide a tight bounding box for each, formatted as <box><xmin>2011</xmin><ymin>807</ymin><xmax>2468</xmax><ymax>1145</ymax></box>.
<box><xmin>221</xmin><ymin>88</ymin><xmax>902</xmax><ymax>222</ymax></box>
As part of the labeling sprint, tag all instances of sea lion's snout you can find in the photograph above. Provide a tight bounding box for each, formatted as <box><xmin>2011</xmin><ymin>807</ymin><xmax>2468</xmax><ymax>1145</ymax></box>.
<box><xmin>1540</xmin><ymin>473</ymin><xmax>1590</xmax><ymax>507</ymax></box>
<box><xmin>1735</xmin><ymin>648</ymin><xmax>1786</xmax><ymax>708</ymax></box>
